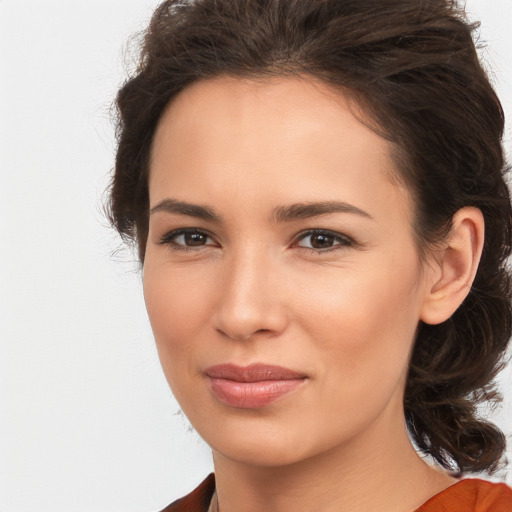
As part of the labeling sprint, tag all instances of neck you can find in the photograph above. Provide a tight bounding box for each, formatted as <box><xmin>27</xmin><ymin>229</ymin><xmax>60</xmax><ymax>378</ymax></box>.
<box><xmin>212</xmin><ymin>399</ymin><xmax>456</xmax><ymax>512</ymax></box>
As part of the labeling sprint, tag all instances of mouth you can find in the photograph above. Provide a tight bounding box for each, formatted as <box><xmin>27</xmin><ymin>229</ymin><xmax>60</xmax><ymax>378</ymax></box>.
<box><xmin>204</xmin><ymin>363</ymin><xmax>308</xmax><ymax>409</ymax></box>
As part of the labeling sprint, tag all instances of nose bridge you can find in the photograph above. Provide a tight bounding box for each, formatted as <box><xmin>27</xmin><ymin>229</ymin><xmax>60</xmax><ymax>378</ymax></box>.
<box><xmin>213</xmin><ymin>243</ymin><xmax>286</xmax><ymax>341</ymax></box>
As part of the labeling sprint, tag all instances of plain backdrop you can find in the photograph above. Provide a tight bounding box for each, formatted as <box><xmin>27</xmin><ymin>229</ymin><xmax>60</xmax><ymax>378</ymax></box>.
<box><xmin>0</xmin><ymin>1</ymin><xmax>511</xmax><ymax>511</ymax></box>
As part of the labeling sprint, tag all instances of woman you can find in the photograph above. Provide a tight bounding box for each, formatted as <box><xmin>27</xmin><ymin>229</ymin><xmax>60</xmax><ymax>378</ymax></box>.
<box><xmin>109</xmin><ymin>0</ymin><xmax>512</xmax><ymax>510</ymax></box>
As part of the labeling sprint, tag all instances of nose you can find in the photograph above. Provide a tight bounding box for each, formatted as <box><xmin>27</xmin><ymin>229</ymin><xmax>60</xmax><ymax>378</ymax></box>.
<box><xmin>212</xmin><ymin>249</ymin><xmax>288</xmax><ymax>342</ymax></box>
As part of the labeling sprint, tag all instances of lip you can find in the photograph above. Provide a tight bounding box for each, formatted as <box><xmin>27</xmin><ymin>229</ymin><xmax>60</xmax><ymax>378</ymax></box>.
<box><xmin>204</xmin><ymin>363</ymin><xmax>307</xmax><ymax>409</ymax></box>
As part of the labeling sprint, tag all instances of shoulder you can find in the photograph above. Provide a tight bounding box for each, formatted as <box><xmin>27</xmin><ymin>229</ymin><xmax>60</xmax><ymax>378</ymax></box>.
<box><xmin>159</xmin><ymin>474</ymin><xmax>216</xmax><ymax>512</ymax></box>
<box><xmin>417</xmin><ymin>478</ymin><xmax>512</xmax><ymax>512</ymax></box>
<box><xmin>158</xmin><ymin>475</ymin><xmax>512</xmax><ymax>512</ymax></box>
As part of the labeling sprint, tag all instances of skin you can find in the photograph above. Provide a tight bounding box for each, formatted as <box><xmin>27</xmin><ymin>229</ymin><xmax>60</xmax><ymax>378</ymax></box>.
<box><xmin>143</xmin><ymin>76</ymin><xmax>483</xmax><ymax>511</ymax></box>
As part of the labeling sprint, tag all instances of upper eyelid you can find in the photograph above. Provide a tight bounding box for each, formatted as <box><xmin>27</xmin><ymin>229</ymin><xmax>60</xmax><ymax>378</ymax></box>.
<box><xmin>293</xmin><ymin>228</ymin><xmax>354</xmax><ymax>243</ymax></box>
<box><xmin>157</xmin><ymin>227</ymin><xmax>355</xmax><ymax>247</ymax></box>
<box><xmin>158</xmin><ymin>227</ymin><xmax>217</xmax><ymax>245</ymax></box>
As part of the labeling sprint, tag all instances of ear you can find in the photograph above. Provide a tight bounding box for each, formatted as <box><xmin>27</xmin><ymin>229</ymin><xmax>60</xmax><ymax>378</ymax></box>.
<box><xmin>420</xmin><ymin>207</ymin><xmax>485</xmax><ymax>325</ymax></box>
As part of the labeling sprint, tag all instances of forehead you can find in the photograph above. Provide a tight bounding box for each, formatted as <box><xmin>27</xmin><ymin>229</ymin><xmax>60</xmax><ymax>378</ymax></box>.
<box><xmin>149</xmin><ymin>75</ymin><xmax>411</xmax><ymax>221</ymax></box>
<box><xmin>153</xmin><ymin>75</ymin><xmax>381</xmax><ymax>155</ymax></box>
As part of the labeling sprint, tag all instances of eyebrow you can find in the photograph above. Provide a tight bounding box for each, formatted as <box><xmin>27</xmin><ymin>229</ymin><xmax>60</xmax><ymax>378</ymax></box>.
<box><xmin>149</xmin><ymin>198</ymin><xmax>373</xmax><ymax>223</ymax></box>
<box><xmin>150</xmin><ymin>198</ymin><xmax>221</xmax><ymax>222</ymax></box>
<box><xmin>272</xmin><ymin>201</ymin><xmax>373</xmax><ymax>222</ymax></box>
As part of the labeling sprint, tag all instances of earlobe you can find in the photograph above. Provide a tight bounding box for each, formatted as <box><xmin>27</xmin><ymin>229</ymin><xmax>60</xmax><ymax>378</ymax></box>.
<box><xmin>420</xmin><ymin>207</ymin><xmax>485</xmax><ymax>325</ymax></box>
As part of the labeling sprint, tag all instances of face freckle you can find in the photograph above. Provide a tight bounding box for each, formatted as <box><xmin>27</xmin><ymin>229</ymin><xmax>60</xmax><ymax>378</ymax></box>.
<box><xmin>143</xmin><ymin>75</ymin><xmax>431</xmax><ymax>468</ymax></box>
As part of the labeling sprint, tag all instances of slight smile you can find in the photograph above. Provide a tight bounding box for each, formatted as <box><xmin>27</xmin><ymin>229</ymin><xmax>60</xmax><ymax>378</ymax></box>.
<box><xmin>205</xmin><ymin>364</ymin><xmax>308</xmax><ymax>409</ymax></box>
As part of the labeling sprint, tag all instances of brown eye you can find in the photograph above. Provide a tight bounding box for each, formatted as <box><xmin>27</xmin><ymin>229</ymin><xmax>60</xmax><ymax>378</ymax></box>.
<box><xmin>296</xmin><ymin>230</ymin><xmax>353</xmax><ymax>251</ymax></box>
<box><xmin>309</xmin><ymin>233</ymin><xmax>335</xmax><ymax>249</ymax></box>
<box><xmin>183</xmin><ymin>232</ymin><xmax>208</xmax><ymax>246</ymax></box>
<box><xmin>159</xmin><ymin>229</ymin><xmax>215</xmax><ymax>249</ymax></box>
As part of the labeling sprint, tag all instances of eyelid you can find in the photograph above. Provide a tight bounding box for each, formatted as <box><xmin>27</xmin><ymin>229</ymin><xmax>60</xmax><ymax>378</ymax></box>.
<box><xmin>158</xmin><ymin>227</ymin><xmax>218</xmax><ymax>249</ymax></box>
<box><xmin>292</xmin><ymin>228</ymin><xmax>356</xmax><ymax>251</ymax></box>
<box><xmin>157</xmin><ymin>227</ymin><xmax>356</xmax><ymax>253</ymax></box>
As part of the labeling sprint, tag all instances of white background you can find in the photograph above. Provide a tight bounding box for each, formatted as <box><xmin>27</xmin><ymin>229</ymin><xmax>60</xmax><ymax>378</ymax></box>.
<box><xmin>0</xmin><ymin>1</ymin><xmax>511</xmax><ymax>511</ymax></box>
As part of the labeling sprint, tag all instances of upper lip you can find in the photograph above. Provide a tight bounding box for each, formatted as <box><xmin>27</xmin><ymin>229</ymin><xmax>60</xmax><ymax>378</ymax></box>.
<box><xmin>204</xmin><ymin>363</ymin><xmax>306</xmax><ymax>382</ymax></box>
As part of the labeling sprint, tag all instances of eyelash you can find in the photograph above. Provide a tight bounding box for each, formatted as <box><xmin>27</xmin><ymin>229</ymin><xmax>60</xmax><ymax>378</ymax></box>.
<box><xmin>158</xmin><ymin>228</ymin><xmax>217</xmax><ymax>252</ymax></box>
<box><xmin>292</xmin><ymin>229</ymin><xmax>355</xmax><ymax>253</ymax></box>
<box><xmin>158</xmin><ymin>228</ymin><xmax>355</xmax><ymax>253</ymax></box>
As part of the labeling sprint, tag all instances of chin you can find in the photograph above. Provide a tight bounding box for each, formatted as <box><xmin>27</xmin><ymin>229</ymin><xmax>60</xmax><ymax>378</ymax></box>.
<box><xmin>202</xmin><ymin>415</ymin><xmax>347</xmax><ymax>470</ymax></box>
<box><xmin>211</xmin><ymin>436</ymin><xmax>312</xmax><ymax>468</ymax></box>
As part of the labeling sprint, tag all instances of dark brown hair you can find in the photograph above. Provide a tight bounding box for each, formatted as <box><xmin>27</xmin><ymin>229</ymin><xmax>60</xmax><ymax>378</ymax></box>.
<box><xmin>109</xmin><ymin>0</ymin><xmax>512</xmax><ymax>474</ymax></box>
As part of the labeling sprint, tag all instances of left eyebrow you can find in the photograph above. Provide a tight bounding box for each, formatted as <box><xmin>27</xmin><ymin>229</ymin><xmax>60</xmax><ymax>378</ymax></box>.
<box><xmin>272</xmin><ymin>201</ymin><xmax>373</xmax><ymax>223</ymax></box>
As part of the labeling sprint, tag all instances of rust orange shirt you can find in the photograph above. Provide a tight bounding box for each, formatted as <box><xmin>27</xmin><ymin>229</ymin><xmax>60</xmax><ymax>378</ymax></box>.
<box><xmin>161</xmin><ymin>474</ymin><xmax>512</xmax><ymax>512</ymax></box>
<box><xmin>416</xmin><ymin>478</ymin><xmax>512</xmax><ymax>511</ymax></box>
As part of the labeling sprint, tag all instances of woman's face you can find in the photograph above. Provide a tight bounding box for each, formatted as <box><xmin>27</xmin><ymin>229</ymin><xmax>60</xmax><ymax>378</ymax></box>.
<box><xmin>144</xmin><ymin>76</ymin><xmax>433</xmax><ymax>467</ymax></box>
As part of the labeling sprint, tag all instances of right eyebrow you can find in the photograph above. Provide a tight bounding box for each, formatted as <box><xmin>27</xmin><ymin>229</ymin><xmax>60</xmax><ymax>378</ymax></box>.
<box><xmin>149</xmin><ymin>198</ymin><xmax>221</xmax><ymax>222</ymax></box>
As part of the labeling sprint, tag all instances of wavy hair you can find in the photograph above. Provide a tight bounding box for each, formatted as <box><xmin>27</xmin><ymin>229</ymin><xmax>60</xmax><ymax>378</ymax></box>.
<box><xmin>109</xmin><ymin>0</ymin><xmax>512</xmax><ymax>473</ymax></box>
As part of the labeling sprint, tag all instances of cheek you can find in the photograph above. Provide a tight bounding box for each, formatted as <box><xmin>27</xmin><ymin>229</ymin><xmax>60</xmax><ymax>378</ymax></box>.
<box><xmin>296</xmin><ymin>260</ymin><xmax>421</xmax><ymax>334</ymax></box>
<box><xmin>293</xmin><ymin>257</ymin><xmax>423</xmax><ymax>383</ymax></box>
<box><xmin>144</xmin><ymin>260</ymin><xmax>214</xmax><ymax>336</ymax></box>
<box><xmin>289</xmin><ymin>269</ymin><xmax>422</xmax><ymax>445</ymax></box>
<box><xmin>142</xmin><ymin>261</ymin><xmax>217</xmax><ymax>392</ymax></box>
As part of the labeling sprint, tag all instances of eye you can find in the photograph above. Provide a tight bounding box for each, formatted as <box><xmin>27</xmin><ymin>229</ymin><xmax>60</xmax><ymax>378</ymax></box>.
<box><xmin>295</xmin><ymin>229</ymin><xmax>353</xmax><ymax>251</ymax></box>
<box><xmin>158</xmin><ymin>228</ymin><xmax>216</xmax><ymax>250</ymax></box>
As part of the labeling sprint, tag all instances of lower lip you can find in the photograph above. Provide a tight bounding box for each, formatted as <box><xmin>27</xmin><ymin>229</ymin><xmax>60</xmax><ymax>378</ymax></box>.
<box><xmin>207</xmin><ymin>377</ymin><xmax>306</xmax><ymax>408</ymax></box>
